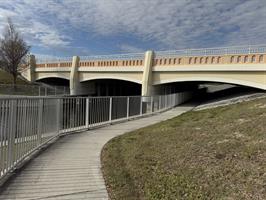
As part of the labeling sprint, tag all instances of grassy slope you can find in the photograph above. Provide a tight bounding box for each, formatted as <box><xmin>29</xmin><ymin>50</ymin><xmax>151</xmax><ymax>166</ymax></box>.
<box><xmin>101</xmin><ymin>98</ymin><xmax>266</xmax><ymax>200</ymax></box>
<box><xmin>0</xmin><ymin>69</ymin><xmax>37</xmax><ymax>95</ymax></box>
<box><xmin>0</xmin><ymin>69</ymin><xmax>28</xmax><ymax>84</ymax></box>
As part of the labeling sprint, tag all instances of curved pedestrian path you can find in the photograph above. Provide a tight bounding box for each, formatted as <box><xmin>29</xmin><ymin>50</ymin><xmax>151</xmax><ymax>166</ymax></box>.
<box><xmin>0</xmin><ymin>105</ymin><xmax>194</xmax><ymax>200</ymax></box>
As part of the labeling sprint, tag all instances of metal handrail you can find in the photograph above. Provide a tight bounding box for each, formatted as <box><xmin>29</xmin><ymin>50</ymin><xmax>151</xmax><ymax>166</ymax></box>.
<box><xmin>35</xmin><ymin>53</ymin><xmax>144</xmax><ymax>64</ymax></box>
<box><xmin>80</xmin><ymin>52</ymin><xmax>144</xmax><ymax>61</ymax></box>
<box><xmin>34</xmin><ymin>45</ymin><xmax>266</xmax><ymax>64</ymax></box>
<box><xmin>0</xmin><ymin>92</ymin><xmax>192</xmax><ymax>182</ymax></box>
<box><xmin>155</xmin><ymin>44</ymin><xmax>266</xmax><ymax>58</ymax></box>
<box><xmin>36</xmin><ymin>56</ymin><xmax>73</xmax><ymax>64</ymax></box>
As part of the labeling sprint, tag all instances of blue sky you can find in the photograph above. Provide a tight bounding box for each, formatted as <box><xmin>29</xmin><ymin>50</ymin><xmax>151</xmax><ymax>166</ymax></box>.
<box><xmin>0</xmin><ymin>0</ymin><xmax>265</xmax><ymax>57</ymax></box>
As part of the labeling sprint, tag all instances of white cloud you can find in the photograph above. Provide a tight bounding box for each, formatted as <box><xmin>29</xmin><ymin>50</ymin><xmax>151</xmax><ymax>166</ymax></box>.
<box><xmin>0</xmin><ymin>0</ymin><xmax>71</xmax><ymax>49</ymax></box>
<box><xmin>20</xmin><ymin>21</ymin><xmax>70</xmax><ymax>47</ymax></box>
<box><xmin>0</xmin><ymin>7</ymin><xmax>18</xmax><ymax>35</ymax></box>
<box><xmin>66</xmin><ymin>0</ymin><xmax>265</xmax><ymax>48</ymax></box>
<box><xmin>0</xmin><ymin>0</ymin><xmax>265</xmax><ymax>54</ymax></box>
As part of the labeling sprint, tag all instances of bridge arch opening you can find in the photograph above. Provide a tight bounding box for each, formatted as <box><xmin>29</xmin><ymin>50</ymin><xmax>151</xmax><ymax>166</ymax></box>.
<box><xmin>36</xmin><ymin>77</ymin><xmax>70</xmax><ymax>87</ymax></box>
<box><xmin>80</xmin><ymin>78</ymin><xmax>141</xmax><ymax>96</ymax></box>
<box><xmin>154</xmin><ymin>76</ymin><xmax>265</xmax><ymax>91</ymax></box>
<box><xmin>153</xmin><ymin>80</ymin><xmax>263</xmax><ymax>105</ymax></box>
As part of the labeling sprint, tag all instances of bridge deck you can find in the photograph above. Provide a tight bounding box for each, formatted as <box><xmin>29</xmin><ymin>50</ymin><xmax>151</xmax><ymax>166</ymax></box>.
<box><xmin>0</xmin><ymin>105</ymin><xmax>193</xmax><ymax>200</ymax></box>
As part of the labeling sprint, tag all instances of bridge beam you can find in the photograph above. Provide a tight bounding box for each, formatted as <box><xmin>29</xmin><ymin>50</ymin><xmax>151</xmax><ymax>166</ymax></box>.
<box><xmin>142</xmin><ymin>50</ymin><xmax>154</xmax><ymax>96</ymax></box>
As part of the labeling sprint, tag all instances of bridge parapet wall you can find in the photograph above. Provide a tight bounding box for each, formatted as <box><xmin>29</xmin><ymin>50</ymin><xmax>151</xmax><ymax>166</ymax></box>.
<box><xmin>35</xmin><ymin>54</ymin><xmax>266</xmax><ymax>68</ymax></box>
<box><xmin>35</xmin><ymin>45</ymin><xmax>266</xmax><ymax>68</ymax></box>
<box><xmin>35</xmin><ymin>59</ymin><xmax>144</xmax><ymax>68</ymax></box>
<box><xmin>153</xmin><ymin>54</ymin><xmax>266</xmax><ymax>66</ymax></box>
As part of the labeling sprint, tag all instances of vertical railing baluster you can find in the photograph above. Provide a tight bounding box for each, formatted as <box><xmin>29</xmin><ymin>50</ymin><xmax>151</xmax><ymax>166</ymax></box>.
<box><xmin>109</xmin><ymin>97</ymin><xmax>112</xmax><ymax>123</ymax></box>
<box><xmin>151</xmin><ymin>96</ymin><xmax>154</xmax><ymax>113</ymax></box>
<box><xmin>85</xmin><ymin>98</ymin><xmax>89</xmax><ymax>129</ymax></box>
<box><xmin>7</xmin><ymin>100</ymin><xmax>17</xmax><ymax>169</ymax></box>
<box><xmin>140</xmin><ymin>96</ymin><xmax>143</xmax><ymax>116</ymax></box>
<box><xmin>126</xmin><ymin>97</ymin><xmax>130</xmax><ymax>119</ymax></box>
<box><xmin>56</xmin><ymin>99</ymin><xmax>61</xmax><ymax>134</ymax></box>
<box><xmin>37</xmin><ymin>99</ymin><xmax>43</xmax><ymax>146</ymax></box>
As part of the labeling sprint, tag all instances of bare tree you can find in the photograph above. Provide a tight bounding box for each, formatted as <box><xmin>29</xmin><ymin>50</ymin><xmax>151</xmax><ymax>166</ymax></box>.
<box><xmin>0</xmin><ymin>18</ymin><xmax>30</xmax><ymax>85</ymax></box>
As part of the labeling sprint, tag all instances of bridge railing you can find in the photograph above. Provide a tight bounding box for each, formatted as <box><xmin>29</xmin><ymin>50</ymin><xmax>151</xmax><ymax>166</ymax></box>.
<box><xmin>0</xmin><ymin>92</ymin><xmax>192</xmax><ymax>182</ymax></box>
<box><xmin>79</xmin><ymin>52</ymin><xmax>145</xmax><ymax>61</ymax></box>
<box><xmin>35</xmin><ymin>53</ymin><xmax>145</xmax><ymax>64</ymax></box>
<box><xmin>34</xmin><ymin>45</ymin><xmax>266</xmax><ymax>64</ymax></box>
<box><xmin>155</xmin><ymin>45</ymin><xmax>266</xmax><ymax>58</ymax></box>
<box><xmin>35</xmin><ymin>56</ymin><xmax>73</xmax><ymax>64</ymax></box>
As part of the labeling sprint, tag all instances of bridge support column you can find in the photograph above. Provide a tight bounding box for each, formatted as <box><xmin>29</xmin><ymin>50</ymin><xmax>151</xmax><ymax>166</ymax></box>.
<box><xmin>70</xmin><ymin>56</ymin><xmax>80</xmax><ymax>95</ymax></box>
<box><xmin>27</xmin><ymin>55</ymin><xmax>36</xmax><ymax>82</ymax></box>
<box><xmin>142</xmin><ymin>50</ymin><xmax>154</xmax><ymax>96</ymax></box>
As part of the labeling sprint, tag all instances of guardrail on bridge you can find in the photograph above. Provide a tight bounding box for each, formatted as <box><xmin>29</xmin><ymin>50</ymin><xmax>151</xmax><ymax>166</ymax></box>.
<box><xmin>34</xmin><ymin>45</ymin><xmax>266</xmax><ymax>64</ymax></box>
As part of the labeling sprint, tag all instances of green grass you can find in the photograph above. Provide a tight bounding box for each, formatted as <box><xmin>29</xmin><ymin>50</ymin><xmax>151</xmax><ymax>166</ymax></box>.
<box><xmin>0</xmin><ymin>69</ymin><xmax>28</xmax><ymax>84</ymax></box>
<box><xmin>0</xmin><ymin>69</ymin><xmax>40</xmax><ymax>95</ymax></box>
<box><xmin>101</xmin><ymin>98</ymin><xmax>266</xmax><ymax>200</ymax></box>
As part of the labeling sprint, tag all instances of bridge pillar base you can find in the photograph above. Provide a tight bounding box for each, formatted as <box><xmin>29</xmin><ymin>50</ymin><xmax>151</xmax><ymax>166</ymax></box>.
<box><xmin>142</xmin><ymin>50</ymin><xmax>154</xmax><ymax>96</ymax></box>
<box><xmin>26</xmin><ymin>55</ymin><xmax>36</xmax><ymax>82</ymax></box>
<box><xmin>70</xmin><ymin>56</ymin><xmax>81</xmax><ymax>95</ymax></box>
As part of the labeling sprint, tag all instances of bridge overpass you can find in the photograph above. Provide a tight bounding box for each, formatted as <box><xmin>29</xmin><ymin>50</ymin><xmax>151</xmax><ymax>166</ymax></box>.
<box><xmin>22</xmin><ymin>45</ymin><xmax>266</xmax><ymax>96</ymax></box>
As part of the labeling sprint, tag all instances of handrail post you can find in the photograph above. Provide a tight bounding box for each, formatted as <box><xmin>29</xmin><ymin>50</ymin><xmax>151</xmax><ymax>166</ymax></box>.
<box><xmin>85</xmin><ymin>98</ymin><xmax>89</xmax><ymax>129</ymax></box>
<box><xmin>140</xmin><ymin>96</ymin><xmax>143</xmax><ymax>116</ymax></box>
<box><xmin>37</xmin><ymin>99</ymin><xmax>44</xmax><ymax>145</ymax></box>
<box><xmin>151</xmin><ymin>96</ymin><xmax>154</xmax><ymax>113</ymax></box>
<box><xmin>7</xmin><ymin>100</ymin><xmax>17</xmax><ymax>168</ymax></box>
<box><xmin>159</xmin><ymin>95</ymin><xmax>161</xmax><ymax>111</ymax></box>
<box><xmin>172</xmin><ymin>94</ymin><xmax>175</xmax><ymax>107</ymax></box>
<box><xmin>109</xmin><ymin>97</ymin><xmax>112</xmax><ymax>123</ymax></box>
<box><xmin>56</xmin><ymin>99</ymin><xmax>61</xmax><ymax>134</ymax></box>
<box><xmin>126</xmin><ymin>97</ymin><xmax>130</xmax><ymax>119</ymax></box>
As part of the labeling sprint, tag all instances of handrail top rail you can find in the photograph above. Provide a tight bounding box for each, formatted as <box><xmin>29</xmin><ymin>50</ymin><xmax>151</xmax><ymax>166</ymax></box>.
<box><xmin>155</xmin><ymin>44</ymin><xmax>266</xmax><ymax>58</ymax></box>
<box><xmin>0</xmin><ymin>94</ymin><xmax>166</xmax><ymax>100</ymax></box>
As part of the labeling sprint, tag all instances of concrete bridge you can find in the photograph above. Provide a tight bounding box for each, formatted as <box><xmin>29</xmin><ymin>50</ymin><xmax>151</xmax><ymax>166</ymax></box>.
<box><xmin>23</xmin><ymin>45</ymin><xmax>266</xmax><ymax>96</ymax></box>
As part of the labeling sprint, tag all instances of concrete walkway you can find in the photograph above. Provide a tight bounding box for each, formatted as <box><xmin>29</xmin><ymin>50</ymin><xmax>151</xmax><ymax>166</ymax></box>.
<box><xmin>0</xmin><ymin>105</ymin><xmax>194</xmax><ymax>200</ymax></box>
